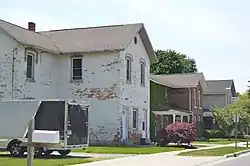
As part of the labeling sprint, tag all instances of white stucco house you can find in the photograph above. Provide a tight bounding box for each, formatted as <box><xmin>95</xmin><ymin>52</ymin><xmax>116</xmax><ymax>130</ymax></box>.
<box><xmin>0</xmin><ymin>20</ymin><xmax>157</xmax><ymax>145</ymax></box>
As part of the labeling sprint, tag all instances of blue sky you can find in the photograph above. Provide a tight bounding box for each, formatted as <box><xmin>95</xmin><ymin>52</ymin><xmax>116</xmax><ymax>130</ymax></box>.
<box><xmin>1</xmin><ymin>0</ymin><xmax>249</xmax><ymax>92</ymax></box>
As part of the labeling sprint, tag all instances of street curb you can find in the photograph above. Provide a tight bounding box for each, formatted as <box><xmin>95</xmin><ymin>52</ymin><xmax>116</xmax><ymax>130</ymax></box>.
<box><xmin>223</xmin><ymin>149</ymin><xmax>250</xmax><ymax>159</ymax></box>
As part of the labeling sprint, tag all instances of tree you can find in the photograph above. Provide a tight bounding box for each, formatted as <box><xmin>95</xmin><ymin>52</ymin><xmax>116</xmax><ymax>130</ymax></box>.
<box><xmin>213</xmin><ymin>92</ymin><xmax>250</xmax><ymax>140</ymax></box>
<box><xmin>150</xmin><ymin>49</ymin><xmax>198</xmax><ymax>74</ymax></box>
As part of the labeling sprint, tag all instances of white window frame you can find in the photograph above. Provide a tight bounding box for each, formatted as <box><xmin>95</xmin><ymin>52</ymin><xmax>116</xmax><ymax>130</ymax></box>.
<box><xmin>126</xmin><ymin>56</ymin><xmax>132</xmax><ymax>83</ymax></box>
<box><xmin>198</xmin><ymin>116</ymin><xmax>201</xmax><ymax>122</ymax></box>
<box><xmin>26</xmin><ymin>51</ymin><xmax>35</xmax><ymax>81</ymax></box>
<box><xmin>132</xmin><ymin>108</ymin><xmax>138</xmax><ymax>129</ymax></box>
<box><xmin>165</xmin><ymin>87</ymin><xmax>168</xmax><ymax>103</ymax></box>
<box><xmin>71</xmin><ymin>56</ymin><xmax>83</xmax><ymax>81</ymax></box>
<box><xmin>140</xmin><ymin>59</ymin><xmax>146</xmax><ymax>86</ymax></box>
<box><xmin>194</xmin><ymin>116</ymin><xmax>197</xmax><ymax>123</ymax></box>
<box><xmin>193</xmin><ymin>89</ymin><xmax>197</xmax><ymax>107</ymax></box>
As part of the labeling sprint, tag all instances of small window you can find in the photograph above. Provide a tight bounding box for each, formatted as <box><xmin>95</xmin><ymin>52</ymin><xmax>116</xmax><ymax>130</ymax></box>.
<box><xmin>193</xmin><ymin>89</ymin><xmax>197</xmax><ymax>107</ymax></box>
<box><xmin>140</xmin><ymin>60</ymin><xmax>146</xmax><ymax>86</ymax></box>
<box><xmin>142</xmin><ymin>121</ymin><xmax>145</xmax><ymax>131</ymax></box>
<box><xmin>132</xmin><ymin>109</ymin><xmax>138</xmax><ymax>129</ymax></box>
<box><xmin>72</xmin><ymin>57</ymin><xmax>82</xmax><ymax>80</ymax></box>
<box><xmin>26</xmin><ymin>52</ymin><xmax>35</xmax><ymax>80</ymax></box>
<box><xmin>134</xmin><ymin>37</ymin><xmax>137</xmax><ymax>44</ymax></box>
<box><xmin>126</xmin><ymin>56</ymin><xmax>132</xmax><ymax>83</ymax></box>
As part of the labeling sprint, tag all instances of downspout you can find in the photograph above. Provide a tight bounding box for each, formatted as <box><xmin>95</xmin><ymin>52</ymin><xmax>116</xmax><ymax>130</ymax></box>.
<box><xmin>11</xmin><ymin>47</ymin><xmax>17</xmax><ymax>99</ymax></box>
<box><xmin>188</xmin><ymin>87</ymin><xmax>191</xmax><ymax>111</ymax></box>
<box><xmin>188</xmin><ymin>87</ymin><xmax>193</xmax><ymax>123</ymax></box>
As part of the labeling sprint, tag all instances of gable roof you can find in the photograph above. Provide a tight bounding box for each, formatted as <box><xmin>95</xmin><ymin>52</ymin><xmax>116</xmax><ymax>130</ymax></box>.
<box><xmin>150</xmin><ymin>73</ymin><xmax>208</xmax><ymax>90</ymax></box>
<box><xmin>0</xmin><ymin>19</ymin><xmax>59</xmax><ymax>53</ymax></box>
<box><xmin>0</xmin><ymin>20</ymin><xmax>157</xmax><ymax>63</ymax></box>
<box><xmin>204</xmin><ymin>79</ymin><xmax>237</xmax><ymax>96</ymax></box>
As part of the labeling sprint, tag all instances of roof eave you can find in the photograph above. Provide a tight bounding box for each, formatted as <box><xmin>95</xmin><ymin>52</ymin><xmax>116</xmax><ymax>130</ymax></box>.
<box><xmin>59</xmin><ymin>49</ymin><xmax>123</xmax><ymax>55</ymax></box>
<box><xmin>139</xmin><ymin>25</ymin><xmax>158</xmax><ymax>64</ymax></box>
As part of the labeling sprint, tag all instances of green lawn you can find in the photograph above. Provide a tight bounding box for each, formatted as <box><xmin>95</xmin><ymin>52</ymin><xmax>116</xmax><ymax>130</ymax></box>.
<box><xmin>73</xmin><ymin>146</ymin><xmax>185</xmax><ymax>154</ymax></box>
<box><xmin>193</xmin><ymin>138</ymin><xmax>248</xmax><ymax>145</ymax></box>
<box><xmin>0</xmin><ymin>156</ymin><xmax>99</xmax><ymax>166</ymax></box>
<box><xmin>178</xmin><ymin>146</ymin><xmax>250</xmax><ymax>157</ymax></box>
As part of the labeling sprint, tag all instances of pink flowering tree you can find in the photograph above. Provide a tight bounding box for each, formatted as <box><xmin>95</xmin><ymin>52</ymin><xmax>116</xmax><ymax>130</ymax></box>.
<box><xmin>166</xmin><ymin>122</ymin><xmax>197</xmax><ymax>144</ymax></box>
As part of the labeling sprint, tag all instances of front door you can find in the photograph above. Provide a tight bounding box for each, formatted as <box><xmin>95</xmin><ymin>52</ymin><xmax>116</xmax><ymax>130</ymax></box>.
<box><xmin>141</xmin><ymin>110</ymin><xmax>147</xmax><ymax>139</ymax></box>
<box><xmin>121</xmin><ymin>110</ymin><xmax>127</xmax><ymax>144</ymax></box>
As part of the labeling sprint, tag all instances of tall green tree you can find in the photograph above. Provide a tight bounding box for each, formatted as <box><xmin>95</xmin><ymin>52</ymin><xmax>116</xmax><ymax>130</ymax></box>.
<box><xmin>150</xmin><ymin>49</ymin><xmax>198</xmax><ymax>74</ymax></box>
<box><xmin>213</xmin><ymin>92</ymin><xmax>250</xmax><ymax>140</ymax></box>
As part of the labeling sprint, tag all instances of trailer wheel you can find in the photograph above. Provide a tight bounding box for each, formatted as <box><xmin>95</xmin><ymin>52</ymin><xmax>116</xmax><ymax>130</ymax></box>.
<box><xmin>8</xmin><ymin>140</ymin><xmax>24</xmax><ymax>157</ymax></box>
<box><xmin>58</xmin><ymin>150</ymin><xmax>71</xmax><ymax>156</ymax></box>
<box><xmin>34</xmin><ymin>147</ymin><xmax>43</xmax><ymax>157</ymax></box>
<box><xmin>43</xmin><ymin>149</ymin><xmax>53</xmax><ymax>156</ymax></box>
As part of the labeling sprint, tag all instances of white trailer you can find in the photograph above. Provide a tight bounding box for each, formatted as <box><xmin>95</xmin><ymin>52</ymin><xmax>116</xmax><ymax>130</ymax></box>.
<box><xmin>0</xmin><ymin>99</ymin><xmax>89</xmax><ymax>157</ymax></box>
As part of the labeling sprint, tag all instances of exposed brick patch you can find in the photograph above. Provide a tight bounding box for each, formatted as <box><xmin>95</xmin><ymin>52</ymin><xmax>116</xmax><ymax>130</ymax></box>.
<box><xmin>71</xmin><ymin>83</ymin><xmax>118</xmax><ymax>100</ymax></box>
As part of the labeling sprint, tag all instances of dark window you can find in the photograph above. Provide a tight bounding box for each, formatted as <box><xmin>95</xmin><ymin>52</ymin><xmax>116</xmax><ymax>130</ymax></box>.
<box><xmin>26</xmin><ymin>54</ymin><xmax>34</xmax><ymax>79</ymax></box>
<box><xmin>183</xmin><ymin>116</ymin><xmax>188</xmax><ymax>122</ymax></box>
<box><xmin>126</xmin><ymin>57</ymin><xmax>132</xmax><ymax>82</ymax></box>
<box><xmin>134</xmin><ymin>37</ymin><xmax>137</xmax><ymax>44</ymax></box>
<box><xmin>140</xmin><ymin>61</ymin><xmax>145</xmax><ymax>86</ymax></box>
<box><xmin>72</xmin><ymin>58</ymin><xmax>82</xmax><ymax>80</ymax></box>
<box><xmin>142</xmin><ymin>121</ymin><xmax>145</xmax><ymax>131</ymax></box>
<box><xmin>132</xmin><ymin>109</ymin><xmax>138</xmax><ymax>129</ymax></box>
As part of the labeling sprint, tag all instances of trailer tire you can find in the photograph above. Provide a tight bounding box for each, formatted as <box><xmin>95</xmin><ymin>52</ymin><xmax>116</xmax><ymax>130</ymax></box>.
<box><xmin>8</xmin><ymin>140</ymin><xmax>24</xmax><ymax>157</ymax></box>
<box><xmin>34</xmin><ymin>147</ymin><xmax>43</xmax><ymax>157</ymax></box>
<box><xmin>43</xmin><ymin>149</ymin><xmax>53</xmax><ymax>156</ymax></box>
<box><xmin>58</xmin><ymin>150</ymin><xmax>71</xmax><ymax>156</ymax></box>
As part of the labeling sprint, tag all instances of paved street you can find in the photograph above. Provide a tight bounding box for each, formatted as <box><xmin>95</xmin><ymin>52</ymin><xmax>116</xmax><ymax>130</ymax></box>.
<box><xmin>70</xmin><ymin>142</ymin><xmax>249</xmax><ymax>166</ymax></box>
<box><xmin>72</xmin><ymin>151</ymin><xmax>221</xmax><ymax>166</ymax></box>
<box><xmin>205</xmin><ymin>153</ymin><xmax>250</xmax><ymax>166</ymax></box>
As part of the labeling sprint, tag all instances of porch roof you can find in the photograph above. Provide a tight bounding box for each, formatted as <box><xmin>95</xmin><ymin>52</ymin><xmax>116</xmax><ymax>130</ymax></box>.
<box><xmin>153</xmin><ymin>109</ymin><xmax>192</xmax><ymax>116</ymax></box>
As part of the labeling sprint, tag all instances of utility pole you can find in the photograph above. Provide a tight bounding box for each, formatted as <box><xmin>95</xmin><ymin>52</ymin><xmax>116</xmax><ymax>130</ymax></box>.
<box><xmin>234</xmin><ymin>114</ymin><xmax>239</xmax><ymax>148</ymax></box>
<box><xmin>27</xmin><ymin>118</ymin><xmax>34</xmax><ymax>166</ymax></box>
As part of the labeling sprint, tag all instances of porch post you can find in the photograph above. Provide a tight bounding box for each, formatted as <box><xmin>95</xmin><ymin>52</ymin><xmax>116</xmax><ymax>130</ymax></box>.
<box><xmin>173</xmin><ymin>114</ymin><xmax>176</xmax><ymax>123</ymax></box>
<box><xmin>161</xmin><ymin>115</ymin><xmax>164</xmax><ymax>128</ymax></box>
<box><xmin>181</xmin><ymin>115</ymin><xmax>183</xmax><ymax>123</ymax></box>
<box><xmin>188</xmin><ymin>115</ymin><xmax>190</xmax><ymax>123</ymax></box>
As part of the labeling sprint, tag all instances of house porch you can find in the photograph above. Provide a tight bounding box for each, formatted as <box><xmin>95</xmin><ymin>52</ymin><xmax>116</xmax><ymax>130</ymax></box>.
<box><xmin>153</xmin><ymin>109</ymin><xmax>192</xmax><ymax>139</ymax></box>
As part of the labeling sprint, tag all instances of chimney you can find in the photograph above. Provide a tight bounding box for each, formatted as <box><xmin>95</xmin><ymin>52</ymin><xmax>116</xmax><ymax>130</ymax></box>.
<box><xmin>28</xmin><ymin>22</ymin><xmax>36</xmax><ymax>32</ymax></box>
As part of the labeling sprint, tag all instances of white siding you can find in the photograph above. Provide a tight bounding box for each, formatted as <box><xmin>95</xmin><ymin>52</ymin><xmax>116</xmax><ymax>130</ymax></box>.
<box><xmin>202</xmin><ymin>94</ymin><xmax>227</xmax><ymax>109</ymax></box>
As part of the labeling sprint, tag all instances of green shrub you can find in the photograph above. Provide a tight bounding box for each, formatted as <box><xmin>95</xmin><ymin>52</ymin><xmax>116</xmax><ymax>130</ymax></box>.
<box><xmin>202</xmin><ymin>130</ymin><xmax>210</xmax><ymax>140</ymax></box>
<box><xmin>207</xmin><ymin>130</ymin><xmax>225</xmax><ymax>138</ymax></box>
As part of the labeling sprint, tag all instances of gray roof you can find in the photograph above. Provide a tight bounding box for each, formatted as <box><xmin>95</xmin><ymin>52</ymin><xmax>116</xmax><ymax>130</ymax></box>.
<box><xmin>0</xmin><ymin>19</ymin><xmax>59</xmax><ymax>53</ymax></box>
<box><xmin>39</xmin><ymin>23</ymin><xmax>142</xmax><ymax>53</ymax></box>
<box><xmin>0</xmin><ymin>20</ymin><xmax>157</xmax><ymax>63</ymax></box>
<box><xmin>204</xmin><ymin>80</ymin><xmax>236</xmax><ymax>96</ymax></box>
<box><xmin>150</xmin><ymin>73</ymin><xmax>207</xmax><ymax>89</ymax></box>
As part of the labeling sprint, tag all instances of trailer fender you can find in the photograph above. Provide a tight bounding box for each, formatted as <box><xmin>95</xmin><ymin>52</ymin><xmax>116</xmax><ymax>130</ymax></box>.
<box><xmin>7</xmin><ymin>139</ymin><xmax>22</xmax><ymax>150</ymax></box>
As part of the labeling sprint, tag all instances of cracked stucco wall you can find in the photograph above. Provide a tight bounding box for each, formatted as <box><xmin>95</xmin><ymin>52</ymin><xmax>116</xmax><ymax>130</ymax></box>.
<box><xmin>119</xmin><ymin>33</ymin><xmax>151</xmax><ymax>144</ymax></box>
<box><xmin>0</xmin><ymin>28</ymin><xmax>58</xmax><ymax>100</ymax></box>
<box><xmin>0</xmin><ymin>28</ymin><xmax>150</xmax><ymax>145</ymax></box>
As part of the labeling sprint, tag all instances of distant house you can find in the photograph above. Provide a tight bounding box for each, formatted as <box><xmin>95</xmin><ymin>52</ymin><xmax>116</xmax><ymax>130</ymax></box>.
<box><xmin>0</xmin><ymin>19</ymin><xmax>157</xmax><ymax>145</ymax></box>
<box><xmin>150</xmin><ymin>73</ymin><xmax>208</xmax><ymax>139</ymax></box>
<box><xmin>203</xmin><ymin>80</ymin><xmax>237</xmax><ymax>129</ymax></box>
